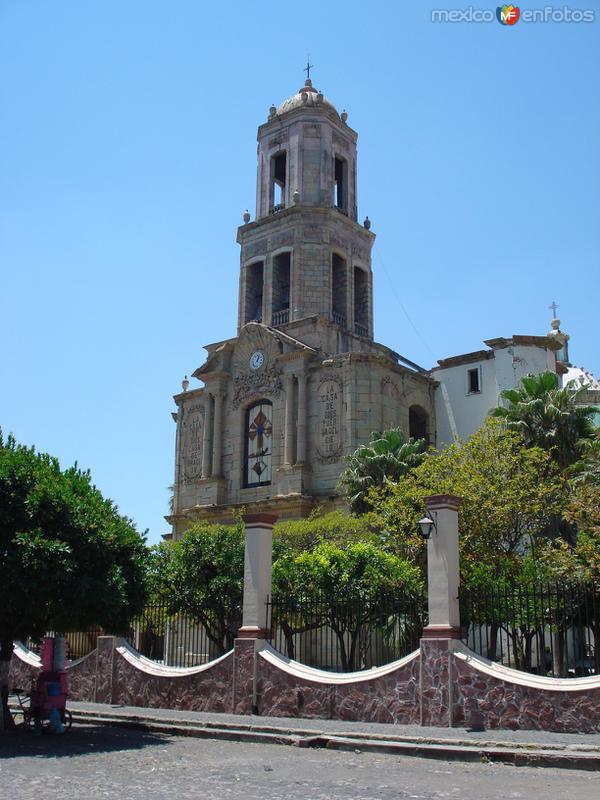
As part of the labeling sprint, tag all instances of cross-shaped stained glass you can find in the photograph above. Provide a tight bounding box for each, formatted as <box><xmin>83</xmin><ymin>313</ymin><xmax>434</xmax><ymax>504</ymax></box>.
<box><xmin>245</xmin><ymin>402</ymin><xmax>273</xmax><ymax>486</ymax></box>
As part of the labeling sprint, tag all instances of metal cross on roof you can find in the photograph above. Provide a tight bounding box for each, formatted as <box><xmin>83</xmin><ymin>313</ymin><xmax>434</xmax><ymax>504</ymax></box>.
<box><xmin>304</xmin><ymin>57</ymin><xmax>314</xmax><ymax>81</ymax></box>
<box><xmin>549</xmin><ymin>300</ymin><xmax>559</xmax><ymax>317</ymax></box>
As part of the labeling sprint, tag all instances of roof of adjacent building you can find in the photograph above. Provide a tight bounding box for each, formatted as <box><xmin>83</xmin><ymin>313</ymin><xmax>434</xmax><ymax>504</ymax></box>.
<box><xmin>433</xmin><ymin>335</ymin><xmax>559</xmax><ymax>370</ymax></box>
<box><xmin>564</xmin><ymin>365</ymin><xmax>600</xmax><ymax>390</ymax></box>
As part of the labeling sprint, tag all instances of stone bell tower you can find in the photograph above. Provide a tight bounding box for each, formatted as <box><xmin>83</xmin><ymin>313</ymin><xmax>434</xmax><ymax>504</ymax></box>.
<box><xmin>168</xmin><ymin>75</ymin><xmax>435</xmax><ymax>536</ymax></box>
<box><xmin>237</xmin><ymin>77</ymin><xmax>375</xmax><ymax>342</ymax></box>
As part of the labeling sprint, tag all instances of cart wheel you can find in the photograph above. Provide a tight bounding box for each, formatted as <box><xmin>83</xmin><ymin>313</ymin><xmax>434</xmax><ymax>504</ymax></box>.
<box><xmin>62</xmin><ymin>709</ymin><xmax>73</xmax><ymax>729</ymax></box>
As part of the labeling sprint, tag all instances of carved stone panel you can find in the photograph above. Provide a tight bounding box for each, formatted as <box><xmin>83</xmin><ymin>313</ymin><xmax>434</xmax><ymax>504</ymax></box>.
<box><xmin>182</xmin><ymin>404</ymin><xmax>204</xmax><ymax>481</ymax></box>
<box><xmin>316</xmin><ymin>376</ymin><xmax>343</xmax><ymax>463</ymax></box>
<box><xmin>303</xmin><ymin>123</ymin><xmax>321</xmax><ymax>137</ymax></box>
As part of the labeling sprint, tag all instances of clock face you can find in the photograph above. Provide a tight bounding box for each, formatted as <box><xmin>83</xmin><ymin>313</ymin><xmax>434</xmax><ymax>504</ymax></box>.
<box><xmin>249</xmin><ymin>350</ymin><xmax>265</xmax><ymax>370</ymax></box>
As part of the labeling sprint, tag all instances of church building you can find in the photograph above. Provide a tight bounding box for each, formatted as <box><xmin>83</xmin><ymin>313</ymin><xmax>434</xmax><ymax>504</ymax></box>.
<box><xmin>168</xmin><ymin>77</ymin><xmax>436</xmax><ymax>537</ymax></box>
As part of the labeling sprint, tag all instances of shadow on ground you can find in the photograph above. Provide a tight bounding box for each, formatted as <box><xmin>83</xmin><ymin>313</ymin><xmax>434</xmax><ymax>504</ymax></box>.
<box><xmin>0</xmin><ymin>723</ymin><xmax>173</xmax><ymax>759</ymax></box>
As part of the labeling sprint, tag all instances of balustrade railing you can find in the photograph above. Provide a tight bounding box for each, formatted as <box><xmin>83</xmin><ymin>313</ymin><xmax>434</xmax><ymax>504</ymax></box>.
<box><xmin>271</xmin><ymin>309</ymin><xmax>289</xmax><ymax>326</ymax></box>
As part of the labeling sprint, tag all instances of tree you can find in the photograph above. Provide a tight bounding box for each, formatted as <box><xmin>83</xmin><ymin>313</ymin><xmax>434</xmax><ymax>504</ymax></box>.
<box><xmin>490</xmin><ymin>371</ymin><xmax>598</xmax><ymax>472</ymax></box>
<box><xmin>367</xmin><ymin>420</ymin><xmax>565</xmax><ymax>667</ymax></box>
<box><xmin>153</xmin><ymin>522</ymin><xmax>244</xmax><ymax>655</ymax></box>
<box><xmin>0</xmin><ymin>433</ymin><xmax>147</xmax><ymax>729</ymax></box>
<box><xmin>272</xmin><ymin>541</ymin><xmax>424</xmax><ymax>670</ymax></box>
<box><xmin>368</xmin><ymin>419</ymin><xmax>564</xmax><ymax>577</ymax></box>
<box><xmin>338</xmin><ymin>429</ymin><xmax>428</xmax><ymax>514</ymax></box>
<box><xmin>273</xmin><ymin>509</ymin><xmax>380</xmax><ymax>555</ymax></box>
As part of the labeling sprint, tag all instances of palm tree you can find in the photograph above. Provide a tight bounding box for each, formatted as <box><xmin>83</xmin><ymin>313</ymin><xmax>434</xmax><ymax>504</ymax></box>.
<box><xmin>490</xmin><ymin>371</ymin><xmax>598</xmax><ymax>472</ymax></box>
<box><xmin>570</xmin><ymin>433</ymin><xmax>600</xmax><ymax>485</ymax></box>
<box><xmin>338</xmin><ymin>428</ymin><xmax>428</xmax><ymax>514</ymax></box>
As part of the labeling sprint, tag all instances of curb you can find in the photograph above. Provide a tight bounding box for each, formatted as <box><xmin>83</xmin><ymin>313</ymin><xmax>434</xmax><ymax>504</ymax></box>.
<box><xmin>63</xmin><ymin>709</ymin><xmax>600</xmax><ymax>771</ymax></box>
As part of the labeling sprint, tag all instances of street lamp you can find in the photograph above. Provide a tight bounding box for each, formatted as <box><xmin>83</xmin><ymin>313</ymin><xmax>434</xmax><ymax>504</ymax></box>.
<box><xmin>417</xmin><ymin>513</ymin><xmax>437</xmax><ymax>541</ymax></box>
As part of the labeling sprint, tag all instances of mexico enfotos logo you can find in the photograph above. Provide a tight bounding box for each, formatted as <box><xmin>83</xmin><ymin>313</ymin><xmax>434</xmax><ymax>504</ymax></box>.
<box><xmin>431</xmin><ymin>5</ymin><xmax>595</xmax><ymax>23</ymax></box>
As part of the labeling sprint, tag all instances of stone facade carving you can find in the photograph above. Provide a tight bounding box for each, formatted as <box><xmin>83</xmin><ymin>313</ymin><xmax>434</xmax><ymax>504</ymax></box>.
<box><xmin>315</xmin><ymin>375</ymin><xmax>343</xmax><ymax>463</ymax></box>
<box><xmin>182</xmin><ymin>404</ymin><xmax>204</xmax><ymax>481</ymax></box>
<box><xmin>232</xmin><ymin>367</ymin><xmax>282</xmax><ymax>408</ymax></box>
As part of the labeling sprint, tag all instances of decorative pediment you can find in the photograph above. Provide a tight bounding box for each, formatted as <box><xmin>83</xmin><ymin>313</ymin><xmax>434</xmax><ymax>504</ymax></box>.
<box><xmin>229</xmin><ymin>323</ymin><xmax>315</xmax><ymax>408</ymax></box>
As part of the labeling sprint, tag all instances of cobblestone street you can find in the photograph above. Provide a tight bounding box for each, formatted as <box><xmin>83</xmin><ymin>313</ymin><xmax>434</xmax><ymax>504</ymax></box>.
<box><xmin>0</xmin><ymin>724</ymin><xmax>597</xmax><ymax>800</ymax></box>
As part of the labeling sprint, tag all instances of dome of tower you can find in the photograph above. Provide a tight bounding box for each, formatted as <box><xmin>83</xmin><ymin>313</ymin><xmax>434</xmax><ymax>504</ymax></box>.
<box><xmin>276</xmin><ymin>79</ymin><xmax>339</xmax><ymax>118</ymax></box>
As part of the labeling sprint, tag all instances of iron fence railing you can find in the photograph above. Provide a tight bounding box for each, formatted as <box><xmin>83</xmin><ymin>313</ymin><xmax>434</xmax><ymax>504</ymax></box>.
<box><xmin>25</xmin><ymin>602</ymin><xmax>243</xmax><ymax>667</ymax></box>
<box><xmin>460</xmin><ymin>582</ymin><xmax>600</xmax><ymax>678</ymax></box>
<box><xmin>265</xmin><ymin>593</ymin><xmax>426</xmax><ymax>672</ymax></box>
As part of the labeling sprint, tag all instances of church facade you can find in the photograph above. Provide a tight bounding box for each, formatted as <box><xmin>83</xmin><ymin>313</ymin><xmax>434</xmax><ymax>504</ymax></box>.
<box><xmin>168</xmin><ymin>78</ymin><xmax>436</xmax><ymax>537</ymax></box>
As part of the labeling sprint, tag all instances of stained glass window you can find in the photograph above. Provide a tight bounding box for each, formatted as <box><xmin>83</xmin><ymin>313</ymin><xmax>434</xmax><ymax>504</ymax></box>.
<box><xmin>245</xmin><ymin>400</ymin><xmax>273</xmax><ymax>487</ymax></box>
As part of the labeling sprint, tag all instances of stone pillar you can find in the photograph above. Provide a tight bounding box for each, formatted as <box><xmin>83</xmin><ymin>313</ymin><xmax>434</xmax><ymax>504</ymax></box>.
<box><xmin>296</xmin><ymin>370</ymin><xmax>308</xmax><ymax>464</ymax></box>
<box><xmin>238</xmin><ymin>513</ymin><xmax>277</xmax><ymax>638</ymax></box>
<box><xmin>201</xmin><ymin>395</ymin><xmax>212</xmax><ymax>479</ymax></box>
<box><xmin>94</xmin><ymin>636</ymin><xmax>117</xmax><ymax>704</ymax></box>
<box><xmin>422</xmin><ymin>494</ymin><xmax>462</xmax><ymax>638</ymax></box>
<box><xmin>283</xmin><ymin>373</ymin><xmax>295</xmax><ymax>467</ymax></box>
<box><xmin>420</xmin><ymin>494</ymin><xmax>462</xmax><ymax>728</ymax></box>
<box><xmin>211</xmin><ymin>391</ymin><xmax>223</xmax><ymax>478</ymax></box>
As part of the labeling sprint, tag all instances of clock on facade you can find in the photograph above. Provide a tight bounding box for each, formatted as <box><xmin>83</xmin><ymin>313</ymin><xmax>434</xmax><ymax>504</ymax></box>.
<box><xmin>249</xmin><ymin>350</ymin><xmax>265</xmax><ymax>370</ymax></box>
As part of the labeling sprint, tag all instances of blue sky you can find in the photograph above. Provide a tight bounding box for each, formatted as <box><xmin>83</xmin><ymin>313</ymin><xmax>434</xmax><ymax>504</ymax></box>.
<box><xmin>1</xmin><ymin>2</ymin><xmax>598</xmax><ymax>544</ymax></box>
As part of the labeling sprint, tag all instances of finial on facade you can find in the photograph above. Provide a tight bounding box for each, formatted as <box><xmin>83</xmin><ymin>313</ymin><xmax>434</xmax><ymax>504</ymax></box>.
<box><xmin>341</xmin><ymin>110</ymin><xmax>348</xmax><ymax>123</ymax></box>
<box><xmin>182</xmin><ymin>375</ymin><xmax>189</xmax><ymax>392</ymax></box>
<box><xmin>243</xmin><ymin>209</ymin><xmax>251</xmax><ymax>223</ymax></box>
<box><xmin>269</xmin><ymin>104</ymin><xmax>276</xmax><ymax>119</ymax></box>
<box><xmin>363</xmin><ymin>216</ymin><xmax>371</xmax><ymax>230</ymax></box>
<box><xmin>301</xmin><ymin>91</ymin><xmax>308</xmax><ymax>103</ymax></box>
<box><xmin>293</xmin><ymin>189</ymin><xmax>301</xmax><ymax>205</ymax></box>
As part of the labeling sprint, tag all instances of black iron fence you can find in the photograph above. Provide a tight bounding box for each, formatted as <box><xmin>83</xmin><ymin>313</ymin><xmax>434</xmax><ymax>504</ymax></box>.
<box><xmin>460</xmin><ymin>582</ymin><xmax>600</xmax><ymax>678</ymax></box>
<box><xmin>25</xmin><ymin>602</ymin><xmax>242</xmax><ymax>668</ymax></box>
<box><xmin>265</xmin><ymin>593</ymin><xmax>426</xmax><ymax>672</ymax></box>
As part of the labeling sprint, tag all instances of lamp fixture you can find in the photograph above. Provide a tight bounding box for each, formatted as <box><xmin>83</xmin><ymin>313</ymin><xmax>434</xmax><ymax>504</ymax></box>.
<box><xmin>417</xmin><ymin>513</ymin><xmax>437</xmax><ymax>541</ymax></box>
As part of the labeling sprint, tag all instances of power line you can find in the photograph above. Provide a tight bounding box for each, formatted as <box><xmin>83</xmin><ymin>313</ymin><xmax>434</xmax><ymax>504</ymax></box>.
<box><xmin>372</xmin><ymin>245</ymin><xmax>436</xmax><ymax>362</ymax></box>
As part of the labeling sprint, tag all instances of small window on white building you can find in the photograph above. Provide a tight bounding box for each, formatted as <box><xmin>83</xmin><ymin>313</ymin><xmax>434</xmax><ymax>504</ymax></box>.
<box><xmin>467</xmin><ymin>367</ymin><xmax>481</xmax><ymax>394</ymax></box>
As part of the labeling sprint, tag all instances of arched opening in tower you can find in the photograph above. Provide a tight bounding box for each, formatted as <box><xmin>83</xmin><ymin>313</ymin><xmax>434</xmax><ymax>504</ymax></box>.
<box><xmin>331</xmin><ymin>253</ymin><xmax>347</xmax><ymax>327</ymax></box>
<box><xmin>353</xmin><ymin>266</ymin><xmax>368</xmax><ymax>336</ymax></box>
<box><xmin>272</xmin><ymin>252</ymin><xmax>291</xmax><ymax>325</ymax></box>
<box><xmin>409</xmin><ymin>405</ymin><xmax>430</xmax><ymax>445</ymax></box>
<box><xmin>245</xmin><ymin>261</ymin><xmax>264</xmax><ymax>324</ymax></box>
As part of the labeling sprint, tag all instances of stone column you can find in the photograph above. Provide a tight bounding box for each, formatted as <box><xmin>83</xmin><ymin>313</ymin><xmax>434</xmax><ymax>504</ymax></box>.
<box><xmin>422</xmin><ymin>494</ymin><xmax>462</xmax><ymax>638</ymax></box>
<box><xmin>420</xmin><ymin>494</ymin><xmax>462</xmax><ymax>728</ymax></box>
<box><xmin>283</xmin><ymin>373</ymin><xmax>295</xmax><ymax>466</ymax></box>
<box><xmin>201</xmin><ymin>395</ymin><xmax>212</xmax><ymax>479</ymax></box>
<box><xmin>238</xmin><ymin>513</ymin><xmax>277</xmax><ymax>638</ymax></box>
<box><xmin>296</xmin><ymin>370</ymin><xmax>307</xmax><ymax>464</ymax></box>
<box><xmin>211</xmin><ymin>391</ymin><xmax>223</xmax><ymax>478</ymax></box>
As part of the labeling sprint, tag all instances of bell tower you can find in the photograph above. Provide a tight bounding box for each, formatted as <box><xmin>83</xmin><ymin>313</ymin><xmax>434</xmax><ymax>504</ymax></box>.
<box><xmin>236</xmin><ymin>76</ymin><xmax>375</xmax><ymax>344</ymax></box>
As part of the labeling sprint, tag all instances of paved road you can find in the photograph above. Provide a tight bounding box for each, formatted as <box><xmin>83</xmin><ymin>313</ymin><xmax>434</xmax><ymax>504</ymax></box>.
<box><xmin>0</xmin><ymin>724</ymin><xmax>596</xmax><ymax>800</ymax></box>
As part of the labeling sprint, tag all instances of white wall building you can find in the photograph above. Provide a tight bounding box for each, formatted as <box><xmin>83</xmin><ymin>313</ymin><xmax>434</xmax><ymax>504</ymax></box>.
<box><xmin>432</xmin><ymin>334</ymin><xmax>560</xmax><ymax>447</ymax></box>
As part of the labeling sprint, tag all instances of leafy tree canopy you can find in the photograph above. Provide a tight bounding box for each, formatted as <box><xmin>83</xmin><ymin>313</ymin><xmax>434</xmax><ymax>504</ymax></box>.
<box><xmin>0</xmin><ymin>432</ymin><xmax>147</xmax><ymax>726</ymax></box>
<box><xmin>366</xmin><ymin>419</ymin><xmax>564</xmax><ymax>584</ymax></box>
<box><xmin>490</xmin><ymin>371</ymin><xmax>598</xmax><ymax>472</ymax></box>
<box><xmin>338</xmin><ymin>428</ymin><xmax>428</xmax><ymax>514</ymax></box>
<box><xmin>151</xmin><ymin>522</ymin><xmax>245</xmax><ymax>654</ymax></box>
<box><xmin>273</xmin><ymin>509</ymin><xmax>380</xmax><ymax>556</ymax></box>
<box><xmin>273</xmin><ymin>540</ymin><xmax>423</xmax><ymax>599</ymax></box>
<box><xmin>0</xmin><ymin>432</ymin><xmax>147</xmax><ymax>651</ymax></box>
